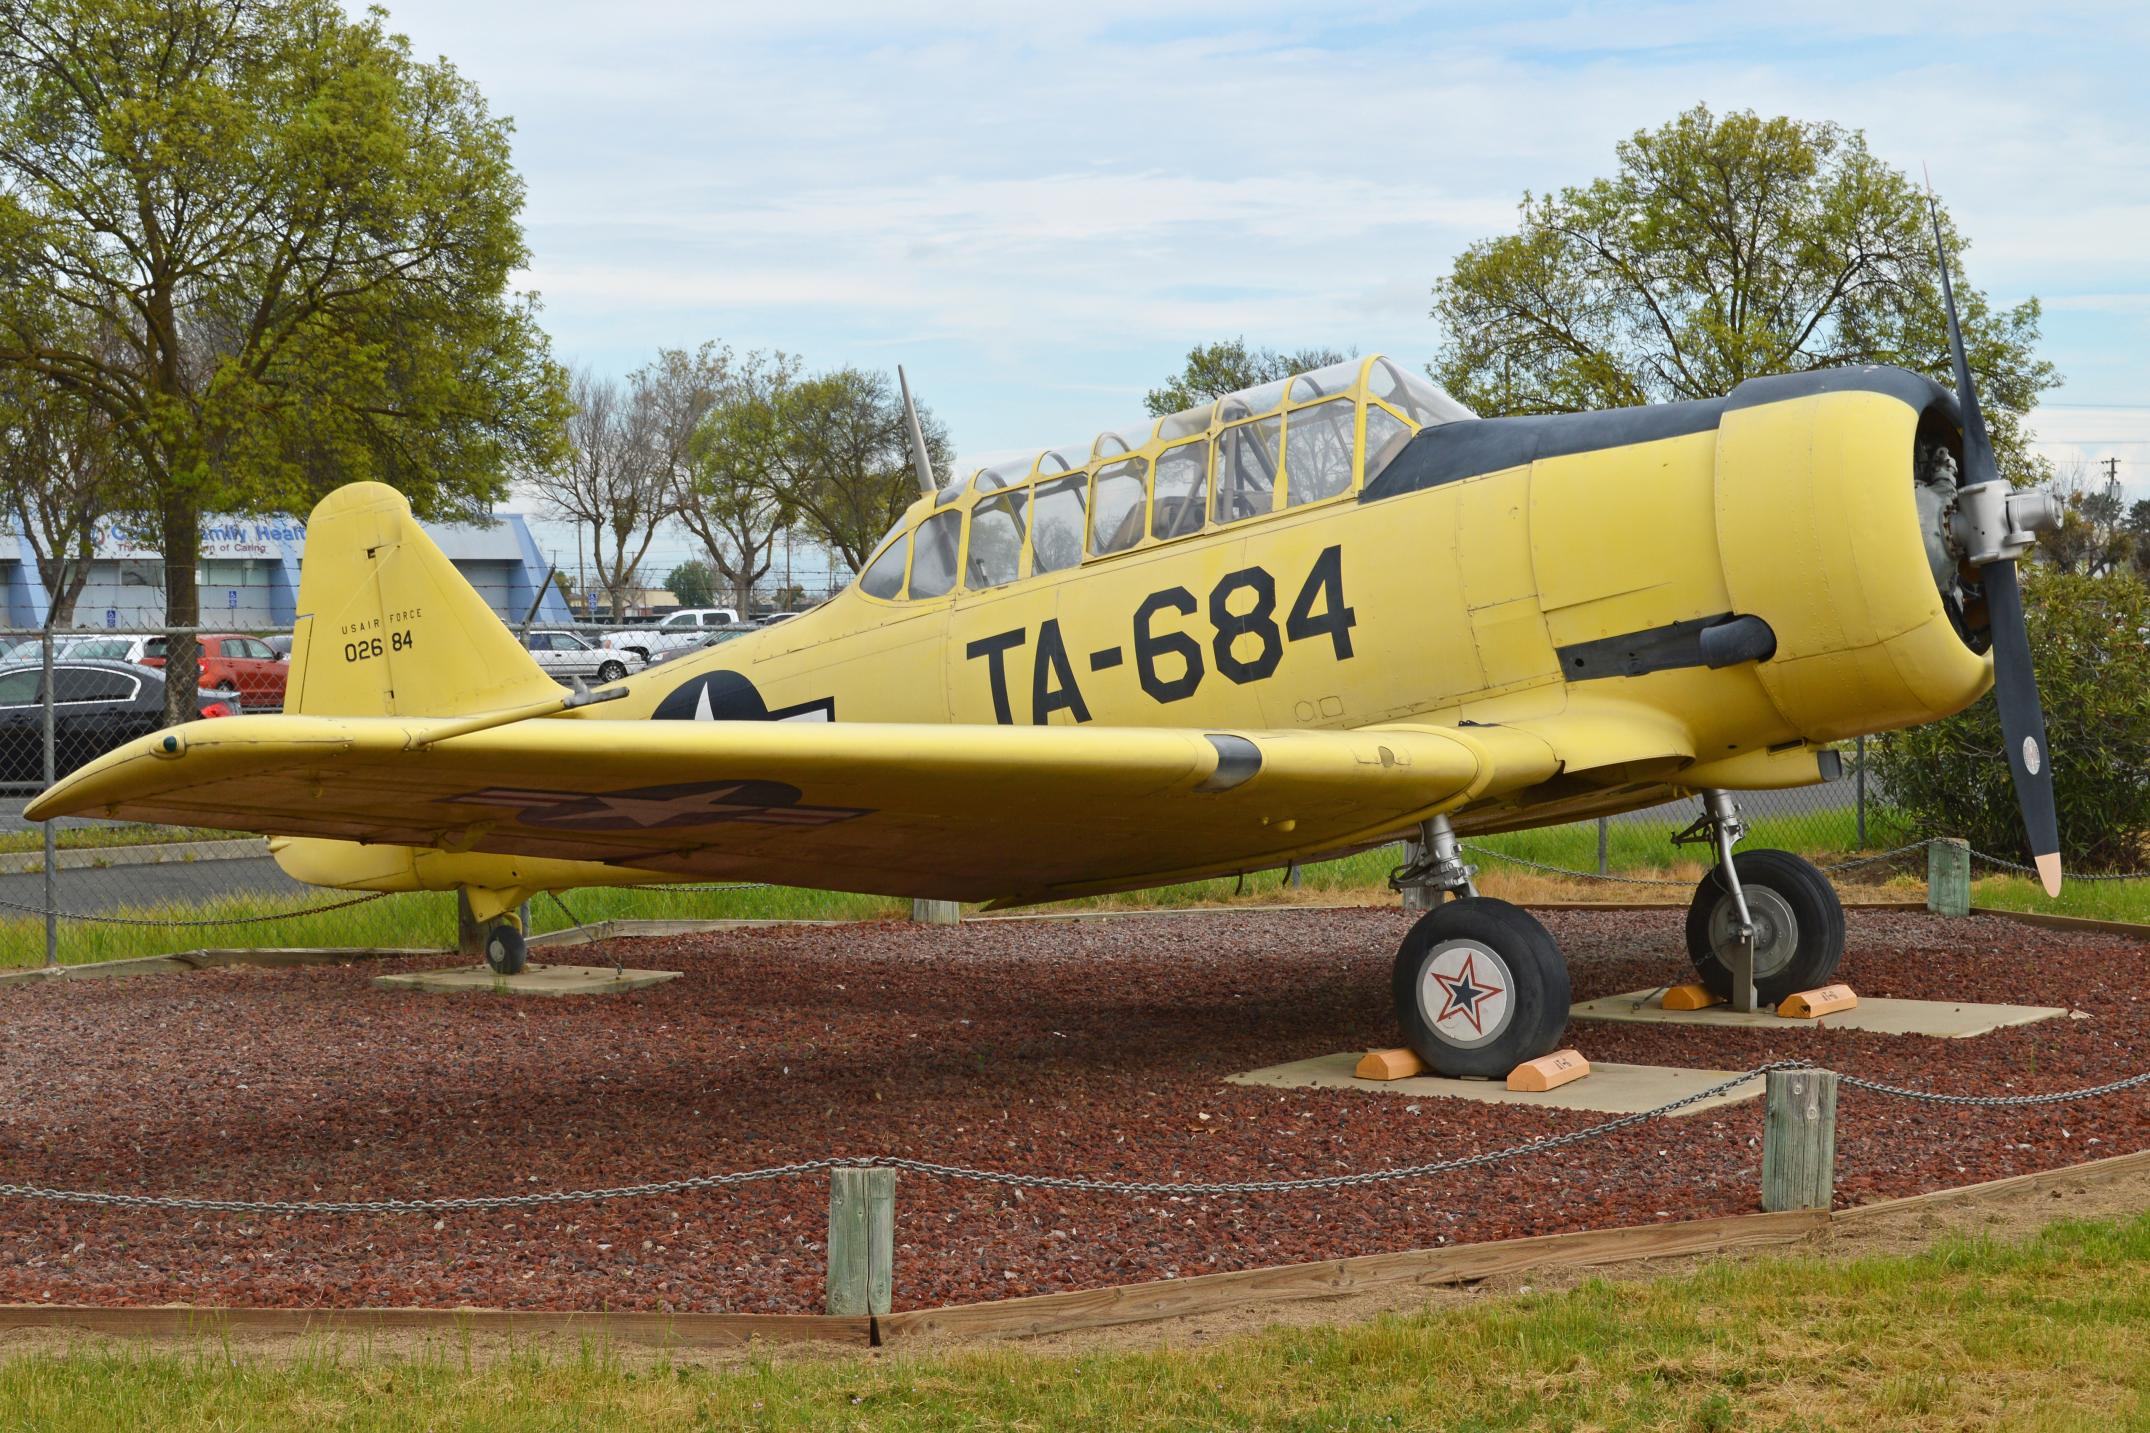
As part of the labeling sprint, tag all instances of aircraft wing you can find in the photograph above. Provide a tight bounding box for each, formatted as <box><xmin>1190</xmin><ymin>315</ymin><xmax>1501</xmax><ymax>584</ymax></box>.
<box><xmin>26</xmin><ymin>713</ymin><xmax>1559</xmax><ymax>904</ymax></box>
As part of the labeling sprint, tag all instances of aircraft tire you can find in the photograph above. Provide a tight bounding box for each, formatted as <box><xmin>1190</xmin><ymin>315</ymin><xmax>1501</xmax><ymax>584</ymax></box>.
<box><xmin>1391</xmin><ymin>898</ymin><xmax>1570</xmax><ymax>1078</ymax></box>
<box><xmin>484</xmin><ymin>922</ymin><xmax>529</xmax><ymax>976</ymax></box>
<box><xmin>1684</xmin><ymin>849</ymin><xmax>1845</xmax><ymax>1004</ymax></box>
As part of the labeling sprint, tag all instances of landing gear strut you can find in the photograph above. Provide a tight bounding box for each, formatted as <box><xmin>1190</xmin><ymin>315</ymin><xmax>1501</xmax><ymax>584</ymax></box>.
<box><xmin>1389</xmin><ymin>816</ymin><xmax>1571</xmax><ymax>1078</ymax></box>
<box><xmin>1676</xmin><ymin>791</ymin><xmax>1844</xmax><ymax>1010</ymax></box>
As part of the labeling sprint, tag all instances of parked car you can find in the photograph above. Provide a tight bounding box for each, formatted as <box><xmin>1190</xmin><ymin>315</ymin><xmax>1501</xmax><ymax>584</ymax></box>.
<box><xmin>643</xmin><ymin>625</ymin><xmax>760</xmax><ymax>668</ymax></box>
<box><xmin>757</xmin><ymin>611</ymin><xmax>803</xmax><ymax>626</ymax></box>
<box><xmin>601</xmin><ymin>608</ymin><xmax>744</xmax><ymax>662</ymax></box>
<box><xmin>522</xmin><ymin>629</ymin><xmax>640</xmax><ymax>684</ymax></box>
<box><xmin>0</xmin><ymin>659</ymin><xmax>235</xmax><ymax>782</ymax></box>
<box><xmin>141</xmin><ymin>633</ymin><xmax>287</xmax><ymax>709</ymax></box>
<box><xmin>263</xmin><ymin>633</ymin><xmax>294</xmax><ymax>659</ymax></box>
<box><xmin>0</xmin><ymin>633</ymin><xmax>157</xmax><ymax>664</ymax></box>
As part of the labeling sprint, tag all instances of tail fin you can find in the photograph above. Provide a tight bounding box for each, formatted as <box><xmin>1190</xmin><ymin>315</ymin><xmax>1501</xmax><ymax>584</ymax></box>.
<box><xmin>285</xmin><ymin>483</ymin><xmax>561</xmax><ymax>718</ymax></box>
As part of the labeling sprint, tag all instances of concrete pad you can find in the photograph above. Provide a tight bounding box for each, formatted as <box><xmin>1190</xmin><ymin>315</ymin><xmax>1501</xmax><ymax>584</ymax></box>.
<box><xmin>1225</xmin><ymin>1052</ymin><xmax>1759</xmax><ymax>1116</ymax></box>
<box><xmin>1570</xmin><ymin>989</ymin><xmax>2073</xmax><ymax>1038</ymax></box>
<box><xmin>372</xmin><ymin>963</ymin><xmax>682</xmax><ymax>998</ymax></box>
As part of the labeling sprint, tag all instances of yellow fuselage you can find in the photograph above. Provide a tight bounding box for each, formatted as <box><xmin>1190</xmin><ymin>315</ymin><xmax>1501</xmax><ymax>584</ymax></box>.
<box><xmin>274</xmin><ymin>362</ymin><xmax>1991</xmax><ymax>900</ymax></box>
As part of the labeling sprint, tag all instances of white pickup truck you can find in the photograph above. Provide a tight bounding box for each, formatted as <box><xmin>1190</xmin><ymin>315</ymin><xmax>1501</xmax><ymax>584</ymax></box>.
<box><xmin>600</xmin><ymin>608</ymin><xmax>743</xmax><ymax>662</ymax></box>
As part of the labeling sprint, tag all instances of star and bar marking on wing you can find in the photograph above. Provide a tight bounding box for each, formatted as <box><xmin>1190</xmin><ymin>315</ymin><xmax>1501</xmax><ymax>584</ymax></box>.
<box><xmin>446</xmin><ymin>780</ymin><xmax>869</xmax><ymax>831</ymax></box>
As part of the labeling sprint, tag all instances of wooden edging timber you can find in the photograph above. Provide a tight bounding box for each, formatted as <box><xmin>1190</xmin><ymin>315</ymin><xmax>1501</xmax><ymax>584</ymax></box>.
<box><xmin>0</xmin><ymin>1303</ymin><xmax>870</xmax><ymax>1348</ymax></box>
<box><xmin>1832</xmin><ymin>1145</ymin><xmax>2150</xmax><ymax>1221</ymax></box>
<box><xmin>872</xmin><ymin>1206</ymin><xmax>1827</xmax><ymax>1343</ymax></box>
<box><xmin>1970</xmin><ymin>907</ymin><xmax>2150</xmax><ymax>940</ymax></box>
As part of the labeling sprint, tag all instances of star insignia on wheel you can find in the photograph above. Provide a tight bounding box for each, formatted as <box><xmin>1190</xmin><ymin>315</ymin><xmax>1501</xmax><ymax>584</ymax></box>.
<box><xmin>1431</xmin><ymin>952</ymin><xmax>1504</xmax><ymax>1036</ymax></box>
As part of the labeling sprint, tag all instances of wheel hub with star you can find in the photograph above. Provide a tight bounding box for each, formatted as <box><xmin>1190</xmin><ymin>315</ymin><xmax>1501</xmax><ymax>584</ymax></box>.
<box><xmin>1415</xmin><ymin>938</ymin><xmax>1515</xmax><ymax>1049</ymax></box>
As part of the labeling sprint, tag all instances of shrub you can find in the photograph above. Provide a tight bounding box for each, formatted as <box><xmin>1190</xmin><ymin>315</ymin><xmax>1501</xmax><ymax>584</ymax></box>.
<box><xmin>1870</xmin><ymin>567</ymin><xmax>2150</xmax><ymax>872</ymax></box>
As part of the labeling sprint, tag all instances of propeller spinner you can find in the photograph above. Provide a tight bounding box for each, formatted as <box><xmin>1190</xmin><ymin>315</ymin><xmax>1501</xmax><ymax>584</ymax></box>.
<box><xmin>1928</xmin><ymin>195</ymin><xmax>2065</xmax><ymax>895</ymax></box>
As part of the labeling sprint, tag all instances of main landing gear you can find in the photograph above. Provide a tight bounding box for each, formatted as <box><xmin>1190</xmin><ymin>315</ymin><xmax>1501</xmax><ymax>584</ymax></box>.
<box><xmin>1675</xmin><ymin>791</ymin><xmax>1845</xmax><ymax>1011</ymax></box>
<box><xmin>1390</xmin><ymin>816</ymin><xmax>1571</xmax><ymax>1077</ymax></box>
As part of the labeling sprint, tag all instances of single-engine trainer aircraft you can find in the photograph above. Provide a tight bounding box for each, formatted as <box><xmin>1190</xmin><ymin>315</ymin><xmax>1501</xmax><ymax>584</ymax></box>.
<box><xmin>29</xmin><ymin>229</ymin><xmax>2066</xmax><ymax>1078</ymax></box>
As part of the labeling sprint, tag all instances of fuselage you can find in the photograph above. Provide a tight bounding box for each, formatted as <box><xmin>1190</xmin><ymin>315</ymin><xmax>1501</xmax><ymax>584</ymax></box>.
<box><xmin>269</xmin><ymin>356</ymin><xmax>1994</xmax><ymax>899</ymax></box>
<box><xmin>588</xmin><ymin>361</ymin><xmax>1989</xmax><ymax>831</ymax></box>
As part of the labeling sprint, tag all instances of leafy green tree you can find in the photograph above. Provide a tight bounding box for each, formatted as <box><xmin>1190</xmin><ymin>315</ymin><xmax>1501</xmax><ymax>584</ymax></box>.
<box><xmin>777</xmin><ymin>367</ymin><xmax>952</xmax><ymax>573</ymax></box>
<box><xmin>0</xmin><ymin>307</ymin><xmax>138</xmax><ymax>627</ymax></box>
<box><xmin>663</xmin><ymin>559</ymin><xmax>717</xmax><ymax>609</ymax></box>
<box><xmin>675</xmin><ymin>349</ymin><xmax>802</xmax><ymax>611</ymax></box>
<box><xmin>1871</xmin><ymin>569</ymin><xmax>2150</xmax><ymax>871</ymax></box>
<box><xmin>1144</xmin><ymin>339</ymin><xmax>1352</xmax><ymax>418</ymax></box>
<box><xmin>1430</xmin><ymin>105</ymin><xmax>2059</xmax><ymax>486</ymax></box>
<box><xmin>0</xmin><ymin>0</ymin><xmax>568</xmax><ymax>716</ymax></box>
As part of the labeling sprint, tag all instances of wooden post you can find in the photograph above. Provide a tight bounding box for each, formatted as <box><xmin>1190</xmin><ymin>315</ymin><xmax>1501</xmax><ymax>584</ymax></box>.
<box><xmin>456</xmin><ymin>889</ymin><xmax>484</xmax><ymax>960</ymax></box>
<box><xmin>1761</xmin><ymin>1069</ymin><xmax>1837</xmax><ymax>1212</ymax></box>
<box><xmin>826</xmin><ymin>1167</ymin><xmax>895</xmax><ymax>1316</ymax></box>
<box><xmin>1927</xmin><ymin>837</ymin><xmax>1971</xmax><ymax>917</ymax></box>
<box><xmin>909</xmin><ymin>899</ymin><xmax>961</xmax><ymax>925</ymax></box>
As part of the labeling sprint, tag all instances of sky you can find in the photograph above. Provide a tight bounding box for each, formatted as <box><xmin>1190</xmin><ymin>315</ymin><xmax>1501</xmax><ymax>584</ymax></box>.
<box><xmin>358</xmin><ymin>0</ymin><xmax>2150</xmax><ymax>579</ymax></box>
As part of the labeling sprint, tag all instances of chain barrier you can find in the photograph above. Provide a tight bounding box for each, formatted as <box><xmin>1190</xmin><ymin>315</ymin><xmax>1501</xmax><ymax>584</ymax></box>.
<box><xmin>5</xmin><ymin>1060</ymin><xmax>2144</xmax><ymax>1217</ymax></box>
<box><xmin>0</xmin><ymin>889</ymin><xmax>393</xmax><ymax>926</ymax></box>
<box><xmin>1966</xmin><ymin>849</ymin><xmax>2150</xmax><ymax>883</ymax></box>
<box><xmin>0</xmin><ymin>1062</ymin><xmax>1808</xmax><ymax>1215</ymax></box>
<box><xmin>1842</xmin><ymin>1069</ymin><xmax>2150</xmax><ymax>1107</ymax></box>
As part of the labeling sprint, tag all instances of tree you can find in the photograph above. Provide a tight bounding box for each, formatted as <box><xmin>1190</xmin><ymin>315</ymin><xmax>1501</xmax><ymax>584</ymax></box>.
<box><xmin>2040</xmin><ymin>459</ymin><xmax>2134</xmax><ymax>577</ymax></box>
<box><xmin>664</xmin><ymin>559</ymin><xmax>716</xmax><ymax>609</ymax></box>
<box><xmin>1143</xmin><ymin>339</ymin><xmax>1352</xmax><ymax>417</ymax></box>
<box><xmin>676</xmin><ymin>349</ymin><xmax>800</xmax><ymax>611</ymax></box>
<box><xmin>1430</xmin><ymin>105</ymin><xmax>2059</xmax><ymax>486</ymax></box>
<box><xmin>0</xmin><ymin>0</ymin><xmax>568</xmax><ymax>718</ymax></box>
<box><xmin>777</xmin><ymin>367</ymin><xmax>951</xmax><ymax>573</ymax></box>
<box><xmin>0</xmin><ymin>311</ymin><xmax>138</xmax><ymax>627</ymax></box>
<box><xmin>1870</xmin><ymin>568</ymin><xmax>2150</xmax><ymax>872</ymax></box>
<box><xmin>525</xmin><ymin>366</ymin><xmax>667</xmax><ymax>622</ymax></box>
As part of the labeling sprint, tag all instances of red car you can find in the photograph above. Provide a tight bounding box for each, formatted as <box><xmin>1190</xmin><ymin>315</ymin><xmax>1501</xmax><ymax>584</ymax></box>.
<box><xmin>143</xmin><ymin>633</ymin><xmax>287</xmax><ymax>709</ymax></box>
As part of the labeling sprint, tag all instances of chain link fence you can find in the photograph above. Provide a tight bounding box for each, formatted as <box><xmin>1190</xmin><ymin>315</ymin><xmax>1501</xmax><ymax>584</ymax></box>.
<box><xmin>4</xmin><ymin>620</ymin><xmax>2146</xmax><ymax>970</ymax></box>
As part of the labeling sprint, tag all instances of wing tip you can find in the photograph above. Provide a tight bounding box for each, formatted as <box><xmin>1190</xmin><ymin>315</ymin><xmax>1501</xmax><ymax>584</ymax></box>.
<box><xmin>2035</xmin><ymin>851</ymin><xmax>2062</xmax><ymax>899</ymax></box>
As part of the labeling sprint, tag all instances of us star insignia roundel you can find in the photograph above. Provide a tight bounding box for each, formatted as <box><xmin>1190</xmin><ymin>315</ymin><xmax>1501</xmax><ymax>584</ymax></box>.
<box><xmin>1425</xmin><ymin>947</ymin><xmax>1508</xmax><ymax>1039</ymax></box>
<box><xmin>446</xmin><ymin>780</ymin><xmax>870</xmax><ymax>831</ymax></box>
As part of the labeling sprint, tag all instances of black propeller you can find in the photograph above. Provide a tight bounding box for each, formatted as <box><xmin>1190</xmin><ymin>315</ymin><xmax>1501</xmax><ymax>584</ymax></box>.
<box><xmin>1929</xmin><ymin>194</ymin><xmax>2063</xmax><ymax>895</ymax></box>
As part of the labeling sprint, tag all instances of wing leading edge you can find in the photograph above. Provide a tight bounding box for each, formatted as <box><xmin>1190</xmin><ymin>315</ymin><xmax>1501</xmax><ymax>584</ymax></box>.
<box><xmin>27</xmin><ymin>713</ymin><xmax>1560</xmax><ymax>904</ymax></box>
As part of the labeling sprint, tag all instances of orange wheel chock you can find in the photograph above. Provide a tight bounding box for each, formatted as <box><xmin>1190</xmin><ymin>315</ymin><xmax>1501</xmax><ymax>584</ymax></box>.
<box><xmin>1506</xmin><ymin>1049</ymin><xmax>1590</xmax><ymax>1092</ymax></box>
<box><xmin>1778</xmin><ymin>984</ymin><xmax>1858</xmax><ymax>1019</ymax></box>
<box><xmin>1662</xmin><ymin>983</ymin><xmax>1725</xmax><ymax>1011</ymax></box>
<box><xmin>1354</xmin><ymin>1048</ymin><xmax>1428</xmax><ymax>1081</ymax></box>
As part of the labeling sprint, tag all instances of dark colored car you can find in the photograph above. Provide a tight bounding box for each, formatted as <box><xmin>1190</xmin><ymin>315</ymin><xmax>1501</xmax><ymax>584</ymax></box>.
<box><xmin>142</xmin><ymin>633</ymin><xmax>287</xmax><ymax>709</ymax></box>
<box><xmin>0</xmin><ymin>660</ymin><xmax>235</xmax><ymax>783</ymax></box>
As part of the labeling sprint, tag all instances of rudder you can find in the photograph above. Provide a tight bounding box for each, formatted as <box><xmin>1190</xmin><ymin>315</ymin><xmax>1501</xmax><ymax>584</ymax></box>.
<box><xmin>285</xmin><ymin>482</ymin><xmax>561</xmax><ymax>718</ymax></box>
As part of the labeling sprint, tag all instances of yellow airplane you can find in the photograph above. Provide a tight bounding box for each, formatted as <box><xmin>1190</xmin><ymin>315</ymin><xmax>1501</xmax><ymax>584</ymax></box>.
<box><xmin>29</xmin><ymin>241</ymin><xmax>2064</xmax><ymax>1079</ymax></box>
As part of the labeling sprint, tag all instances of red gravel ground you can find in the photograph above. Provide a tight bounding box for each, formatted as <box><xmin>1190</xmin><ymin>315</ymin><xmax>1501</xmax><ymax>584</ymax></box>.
<box><xmin>0</xmin><ymin>908</ymin><xmax>2143</xmax><ymax>1314</ymax></box>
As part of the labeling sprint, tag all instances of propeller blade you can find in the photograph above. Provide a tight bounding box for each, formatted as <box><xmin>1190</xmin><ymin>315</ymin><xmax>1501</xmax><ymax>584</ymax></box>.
<box><xmin>1928</xmin><ymin>196</ymin><xmax>1997</xmax><ymax>488</ymax></box>
<box><xmin>1929</xmin><ymin>187</ymin><xmax>2062</xmax><ymax>895</ymax></box>
<box><xmin>1979</xmin><ymin>561</ymin><xmax>2061</xmax><ymax>895</ymax></box>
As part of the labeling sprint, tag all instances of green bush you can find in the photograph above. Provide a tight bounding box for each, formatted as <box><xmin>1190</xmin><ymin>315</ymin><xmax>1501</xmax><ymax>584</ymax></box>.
<box><xmin>1870</xmin><ymin>567</ymin><xmax>2150</xmax><ymax>871</ymax></box>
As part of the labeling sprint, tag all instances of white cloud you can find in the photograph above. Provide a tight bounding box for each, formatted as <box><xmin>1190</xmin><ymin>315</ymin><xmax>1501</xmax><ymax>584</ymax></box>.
<box><xmin>370</xmin><ymin>0</ymin><xmax>2150</xmax><ymax>451</ymax></box>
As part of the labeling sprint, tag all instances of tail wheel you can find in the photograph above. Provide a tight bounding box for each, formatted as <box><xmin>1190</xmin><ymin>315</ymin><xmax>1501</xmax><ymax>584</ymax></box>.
<box><xmin>483</xmin><ymin>922</ymin><xmax>529</xmax><ymax>976</ymax></box>
<box><xmin>1685</xmin><ymin>849</ymin><xmax>1845</xmax><ymax>1005</ymax></box>
<box><xmin>1391</xmin><ymin>897</ymin><xmax>1570</xmax><ymax>1078</ymax></box>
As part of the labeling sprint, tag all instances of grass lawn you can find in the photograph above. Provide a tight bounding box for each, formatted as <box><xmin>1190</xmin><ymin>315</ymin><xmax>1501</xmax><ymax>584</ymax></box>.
<box><xmin>0</xmin><ymin>823</ymin><xmax>229</xmax><ymax>856</ymax></box>
<box><xmin>3</xmin><ymin>1213</ymin><xmax>2144</xmax><ymax>1431</ymax></box>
